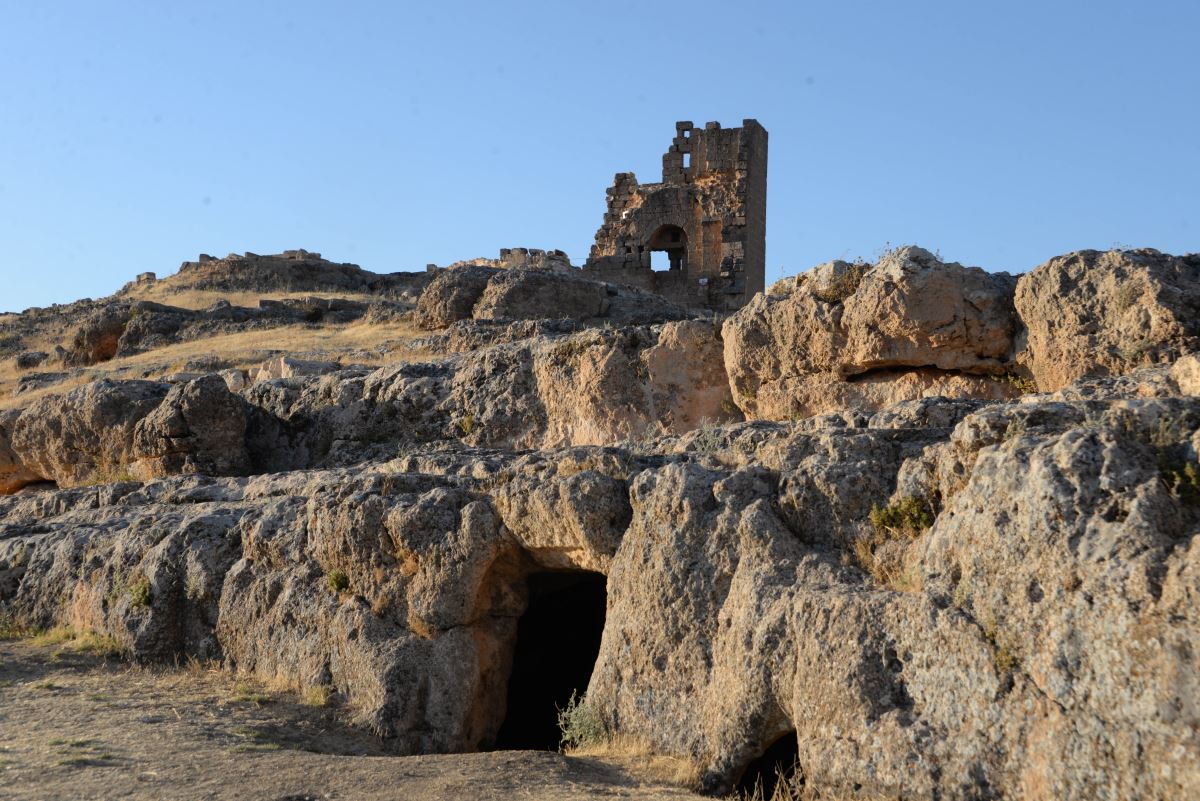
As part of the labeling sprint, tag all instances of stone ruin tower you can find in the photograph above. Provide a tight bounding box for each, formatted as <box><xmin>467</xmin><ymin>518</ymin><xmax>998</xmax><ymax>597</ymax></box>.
<box><xmin>583</xmin><ymin>119</ymin><xmax>767</xmax><ymax>312</ymax></box>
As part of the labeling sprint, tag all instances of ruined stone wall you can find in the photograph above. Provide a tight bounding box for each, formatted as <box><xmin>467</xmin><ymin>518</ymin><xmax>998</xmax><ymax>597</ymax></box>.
<box><xmin>584</xmin><ymin>119</ymin><xmax>767</xmax><ymax>312</ymax></box>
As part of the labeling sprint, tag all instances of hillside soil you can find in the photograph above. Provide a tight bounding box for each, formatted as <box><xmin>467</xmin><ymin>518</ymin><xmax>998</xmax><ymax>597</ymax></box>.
<box><xmin>0</xmin><ymin>639</ymin><xmax>703</xmax><ymax>801</ymax></box>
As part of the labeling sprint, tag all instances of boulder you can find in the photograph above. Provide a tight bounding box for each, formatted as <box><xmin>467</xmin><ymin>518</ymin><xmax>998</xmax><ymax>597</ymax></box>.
<box><xmin>13</xmin><ymin>351</ymin><xmax>48</xmax><ymax>370</ymax></box>
<box><xmin>9</xmin><ymin>379</ymin><xmax>169</xmax><ymax>485</ymax></box>
<box><xmin>6</xmin><ymin>376</ymin><xmax>260</xmax><ymax>488</ymax></box>
<box><xmin>415</xmin><ymin>267</ymin><xmax>691</xmax><ymax>331</ymax></box>
<box><xmin>130</xmin><ymin>375</ymin><xmax>254</xmax><ymax>479</ymax></box>
<box><xmin>723</xmin><ymin>246</ymin><xmax>1020</xmax><ymax>419</ymax></box>
<box><xmin>1014</xmin><ymin>248</ymin><xmax>1200</xmax><ymax>391</ymax></box>
<box><xmin>0</xmin><ymin>409</ymin><xmax>40</xmax><ymax>494</ymax></box>
<box><xmin>251</xmin><ymin>355</ymin><xmax>341</xmax><ymax>383</ymax></box>
<box><xmin>416</xmin><ymin>267</ymin><xmax>498</xmax><ymax>329</ymax></box>
<box><xmin>473</xmin><ymin>269</ymin><xmax>607</xmax><ymax>322</ymax></box>
<box><xmin>66</xmin><ymin>303</ymin><xmax>133</xmax><ymax>365</ymax></box>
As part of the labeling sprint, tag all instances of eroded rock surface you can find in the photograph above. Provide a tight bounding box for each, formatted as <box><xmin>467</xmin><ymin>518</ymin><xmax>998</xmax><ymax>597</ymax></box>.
<box><xmin>724</xmin><ymin>246</ymin><xmax>1021</xmax><ymax>419</ymax></box>
<box><xmin>1015</xmin><ymin>248</ymin><xmax>1200</xmax><ymax>391</ymax></box>
<box><xmin>2</xmin><ymin>244</ymin><xmax>1199</xmax><ymax>801</ymax></box>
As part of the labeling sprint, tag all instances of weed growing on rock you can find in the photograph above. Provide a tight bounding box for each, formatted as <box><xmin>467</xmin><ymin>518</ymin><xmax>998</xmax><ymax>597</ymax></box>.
<box><xmin>981</xmin><ymin>614</ymin><xmax>1022</xmax><ymax>676</ymax></box>
<box><xmin>1118</xmin><ymin>337</ymin><xmax>1153</xmax><ymax>364</ymax></box>
<box><xmin>557</xmin><ymin>690</ymin><xmax>605</xmax><ymax>750</ymax></box>
<box><xmin>0</xmin><ymin>612</ymin><xmax>32</xmax><ymax>640</ymax></box>
<box><xmin>999</xmin><ymin>373</ymin><xmax>1038</xmax><ymax>395</ymax></box>
<box><xmin>1113</xmin><ymin>282</ymin><xmax>1141</xmax><ymax>312</ymax></box>
<box><xmin>1159</xmin><ymin>451</ymin><xmax>1200</xmax><ymax>507</ymax></box>
<box><xmin>326</xmin><ymin>570</ymin><xmax>349</xmax><ymax>594</ymax></box>
<box><xmin>128</xmin><ymin>577</ymin><xmax>152</xmax><ymax>607</ymax></box>
<box><xmin>811</xmin><ymin>262</ymin><xmax>867</xmax><ymax>304</ymax></box>
<box><xmin>459</xmin><ymin>413</ymin><xmax>475</xmax><ymax>437</ymax></box>
<box><xmin>852</xmin><ymin>497</ymin><xmax>935</xmax><ymax>592</ymax></box>
<box><xmin>869</xmin><ymin>496</ymin><xmax>934</xmax><ymax>536</ymax></box>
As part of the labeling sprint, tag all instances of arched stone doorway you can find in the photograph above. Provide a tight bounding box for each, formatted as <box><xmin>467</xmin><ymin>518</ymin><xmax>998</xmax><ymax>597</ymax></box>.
<box><xmin>647</xmin><ymin>224</ymin><xmax>688</xmax><ymax>272</ymax></box>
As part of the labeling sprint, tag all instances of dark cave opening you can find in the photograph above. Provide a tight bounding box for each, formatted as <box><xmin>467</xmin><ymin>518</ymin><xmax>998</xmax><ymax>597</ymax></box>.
<box><xmin>736</xmin><ymin>731</ymin><xmax>801</xmax><ymax>799</ymax></box>
<box><xmin>493</xmin><ymin>570</ymin><xmax>607</xmax><ymax>751</ymax></box>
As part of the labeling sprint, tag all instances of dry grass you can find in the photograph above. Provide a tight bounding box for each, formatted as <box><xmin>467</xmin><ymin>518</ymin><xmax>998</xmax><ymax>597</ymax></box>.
<box><xmin>124</xmin><ymin>287</ymin><xmax>387</xmax><ymax>311</ymax></box>
<box><xmin>0</xmin><ymin>318</ymin><xmax>433</xmax><ymax>411</ymax></box>
<box><xmin>567</xmin><ymin>736</ymin><xmax>702</xmax><ymax>790</ymax></box>
<box><xmin>28</xmin><ymin>626</ymin><xmax>126</xmax><ymax>659</ymax></box>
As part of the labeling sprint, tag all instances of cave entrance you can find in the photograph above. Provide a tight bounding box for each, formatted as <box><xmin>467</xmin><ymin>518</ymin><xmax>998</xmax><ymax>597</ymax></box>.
<box><xmin>648</xmin><ymin>224</ymin><xmax>688</xmax><ymax>272</ymax></box>
<box><xmin>736</xmin><ymin>731</ymin><xmax>801</xmax><ymax>799</ymax></box>
<box><xmin>493</xmin><ymin>570</ymin><xmax>607</xmax><ymax>751</ymax></box>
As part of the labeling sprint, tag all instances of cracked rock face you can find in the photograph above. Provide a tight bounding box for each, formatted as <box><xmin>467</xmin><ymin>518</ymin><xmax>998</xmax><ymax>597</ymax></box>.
<box><xmin>1015</xmin><ymin>248</ymin><xmax>1200</xmax><ymax>391</ymax></box>
<box><xmin>723</xmin><ymin>246</ymin><xmax>1022</xmax><ymax>420</ymax></box>
<box><xmin>2</xmin><ymin>245</ymin><xmax>1199</xmax><ymax>800</ymax></box>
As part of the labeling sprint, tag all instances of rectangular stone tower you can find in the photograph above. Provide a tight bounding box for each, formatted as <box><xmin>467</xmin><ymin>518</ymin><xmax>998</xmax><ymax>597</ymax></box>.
<box><xmin>583</xmin><ymin>119</ymin><xmax>767</xmax><ymax>312</ymax></box>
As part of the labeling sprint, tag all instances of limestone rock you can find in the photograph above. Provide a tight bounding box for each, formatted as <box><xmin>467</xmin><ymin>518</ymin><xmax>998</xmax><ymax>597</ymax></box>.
<box><xmin>0</xmin><ymin>409</ymin><xmax>41</xmax><ymax>494</ymax></box>
<box><xmin>66</xmin><ymin>303</ymin><xmax>133</xmax><ymax>365</ymax></box>
<box><xmin>415</xmin><ymin>267</ymin><xmax>498</xmax><ymax>329</ymax></box>
<box><xmin>723</xmin><ymin>246</ymin><xmax>1020</xmax><ymax>419</ymax></box>
<box><xmin>9</xmin><ymin>379</ymin><xmax>169</xmax><ymax>485</ymax></box>
<box><xmin>473</xmin><ymin>269</ymin><xmax>607</xmax><ymax>323</ymax></box>
<box><xmin>251</xmin><ymin>355</ymin><xmax>341</xmax><ymax>384</ymax></box>
<box><xmin>415</xmin><ymin>267</ymin><xmax>691</xmax><ymax>331</ymax></box>
<box><xmin>1172</xmin><ymin>354</ymin><xmax>1200</xmax><ymax>395</ymax></box>
<box><xmin>1014</xmin><ymin>248</ymin><xmax>1200</xmax><ymax>391</ymax></box>
<box><xmin>130</xmin><ymin>375</ymin><xmax>253</xmax><ymax>479</ymax></box>
<box><xmin>13</xmin><ymin>350</ymin><xmax>48</xmax><ymax>370</ymax></box>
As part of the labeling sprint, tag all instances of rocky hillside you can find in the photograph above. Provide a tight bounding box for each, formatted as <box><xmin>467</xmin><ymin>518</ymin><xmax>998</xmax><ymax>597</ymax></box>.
<box><xmin>1</xmin><ymin>245</ymin><xmax>1198</xmax><ymax>800</ymax></box>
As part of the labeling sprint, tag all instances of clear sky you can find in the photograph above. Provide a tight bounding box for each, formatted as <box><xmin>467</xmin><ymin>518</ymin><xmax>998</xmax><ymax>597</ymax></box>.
<box><xmin>2</xmin><ymin>0</ymin><xmax>1197</xmax><ymax>312</ymax></box>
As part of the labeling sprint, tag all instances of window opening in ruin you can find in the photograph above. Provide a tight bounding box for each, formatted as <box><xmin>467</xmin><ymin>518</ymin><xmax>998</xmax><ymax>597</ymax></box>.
<box><xmin>647</xmin><ymin>224</ymin><xmax>688</xmax><ymax>272</ymax></box>
<box><xmin>683</xmin><ymin>152</ymin><xmax>692</xmax><ymax>169</ymax></box>
<box><xmin>493</xmin><ymin>571</ymin><xmax>607</xmax><ymax>751</ymax></box>
<box><xmin>736</xmin><ymin>732</ymin><xmax>801</xmax><ymax>798</ymax></box>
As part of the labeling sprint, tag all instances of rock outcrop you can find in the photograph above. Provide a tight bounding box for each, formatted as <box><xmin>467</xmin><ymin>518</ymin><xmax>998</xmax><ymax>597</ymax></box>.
<box><xmin>2</xmin><ymin>243</ymin><xmax>1199</xmax><ymax>801</ymax></box>
<box><xmin>723</xmin><ymin>247</ymin><xmax>1021</xmax><ymax>419</ymax></box>
<box><xmin>2</xmin><ymin>379</ymin><xmax>1196</xmax><ymax>799</ymax></box>
<box><xmin>5</xmin><ymin>377</ymin><xmax>262</xmax><ymax>487</ymax></box>
<box><xmin>1015</xmin><ymin>248</ymin><xmax>1200</xmax><ymax>391</ymax></box>
<box><xmin>416</xmin><ymin>267</ymin><xmax>691</xmax><ymax>330</ymax></box>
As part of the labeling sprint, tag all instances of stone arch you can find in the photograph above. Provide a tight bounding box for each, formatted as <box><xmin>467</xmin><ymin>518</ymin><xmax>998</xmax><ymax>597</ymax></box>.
<box><xmin>647</xmin><ymin>224</ymin><xmax>688</xmax><ymax>272</ymax></box>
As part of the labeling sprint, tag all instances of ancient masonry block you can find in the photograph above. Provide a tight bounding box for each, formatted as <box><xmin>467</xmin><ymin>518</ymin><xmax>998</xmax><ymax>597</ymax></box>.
<box><xmin>583</xmin><ymin>119</ymin><xmax>767</xmax><ymax>312</ymax></box>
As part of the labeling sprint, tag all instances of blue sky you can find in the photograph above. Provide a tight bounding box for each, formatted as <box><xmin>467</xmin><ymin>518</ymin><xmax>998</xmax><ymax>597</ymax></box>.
<box><xmin>1</xmin><ymin>0</ymin><xmax>1197</xmax><ymax>312</ymax></box>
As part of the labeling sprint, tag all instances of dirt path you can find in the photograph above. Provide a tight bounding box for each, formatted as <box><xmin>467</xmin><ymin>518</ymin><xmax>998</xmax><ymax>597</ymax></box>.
<box><xmin>0</xmin><ymin>638</ymin><xmax>704</xmax><ymax>801</ymax></box>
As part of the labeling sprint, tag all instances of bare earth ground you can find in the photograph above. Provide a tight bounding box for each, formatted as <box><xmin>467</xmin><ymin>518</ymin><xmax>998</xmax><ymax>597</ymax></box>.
<box><xmin>0</xmin><ymin>640</ymin><xmax>704</xmax><ymax>801</ymax></box>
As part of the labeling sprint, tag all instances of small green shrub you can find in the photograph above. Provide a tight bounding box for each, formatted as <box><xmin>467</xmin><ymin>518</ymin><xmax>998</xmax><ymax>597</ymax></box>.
<box><xmin>999</xmin><ymin>373</ymin><xmax>1038</xmax><ymax>395</ymax></box>
<box><xmin>557</xmin><ymin>690</ymin><xmax>605</xmax><ymax>750</ymax></box>
<box><xmin>327</xmin><ymin>570</ymin><xmax>349</xmax><ymax>594</ymax></box>
<box><xmin>854</xmin><ymin>496</ymin><xmax>935</xmax><ymax>592</ymax></box>
<box><xmin>1159</xmin><ymin>450</ymin><xmax>1200</xmax><ymax>507</ymax></box>
<box><xmin>981</xmin><ymin>614</ymin><xmax>1021</xmax><ymax>675</ymax></box>
<box><xmin>128</xmin><ymin>577</ymin><xmax>152</xmax><ymax>608</ymax></box>
<box><xmin>459</xmin><ymin>413</ymin><xmax>475</xmax><ymax>437</ymax></box>
<box><xmin>869</xmin><ymin>496</ymin><xmax>934</xmax><ymax>537</ymax></box>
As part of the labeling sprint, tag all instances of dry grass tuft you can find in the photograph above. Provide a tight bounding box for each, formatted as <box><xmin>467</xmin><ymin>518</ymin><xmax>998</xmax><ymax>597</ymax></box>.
<box><xmin>28</xmin><ymin>626</ymin><xmax>126</xmax><ymax>659</ymax></box>
<box><xmin>567</xmin><ymin>736</ymin><xmax>703</xmax><ymax>790</ymax></box>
